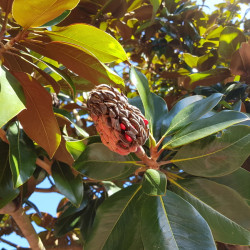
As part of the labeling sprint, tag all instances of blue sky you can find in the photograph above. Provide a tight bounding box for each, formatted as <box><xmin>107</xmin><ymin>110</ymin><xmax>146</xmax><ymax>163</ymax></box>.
<box><xmin>1</xmin><ymin>1</ymin><xmax>250</xmax><ymax>249</ymax></box>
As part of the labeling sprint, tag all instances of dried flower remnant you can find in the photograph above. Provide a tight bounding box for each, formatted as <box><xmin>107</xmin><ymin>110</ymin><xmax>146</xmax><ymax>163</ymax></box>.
<box><xmin>87</xmin><ymin>84</ymin><xmax>149</xmax><ymax>155</ymax></box>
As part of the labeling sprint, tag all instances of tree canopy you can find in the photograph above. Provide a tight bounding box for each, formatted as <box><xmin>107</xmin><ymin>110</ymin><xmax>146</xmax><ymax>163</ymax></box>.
<box><xmin>0</xmin><ymin>0</ymin><xmax>250</xmax><ymax>249</ymax></box>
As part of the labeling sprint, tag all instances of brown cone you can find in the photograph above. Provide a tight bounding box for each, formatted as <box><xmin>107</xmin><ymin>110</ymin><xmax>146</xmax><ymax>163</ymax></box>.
<box><xmin>87</xmin><ymin>84</ymin><xmax>149</xmax><ymax>155</ymax></box>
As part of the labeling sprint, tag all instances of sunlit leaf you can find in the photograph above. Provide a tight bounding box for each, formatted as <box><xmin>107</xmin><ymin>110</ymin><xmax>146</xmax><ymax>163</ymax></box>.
<box><xmin>45</xmin><ymin>24</ymin><xmax>128</xmax><ymax>63</ymax></box>
<box><xmin>0</xmin><ymin>66</ymin><xmax>25</xmax><ymax>128</ymax></box>
<box><xmin>218</xmin><ymin>26</ymin><xmax>246</xmax><ymax>61</ymax></box>
<box><xmin>53</xmin><ymin>108</ymin><xmax>89</xmax><ymax>138</ymax></box>
<box><xmin>42</xmin><ymin>10</ymin><xmax>71</xmax><ymax>27</ymax></box>
<box><xmin>12</xmin><ymin>0</ymin><xmax>79</xmax><ymax>28</ymax></box>
<box><xmin>24</xmin><ymin>41</ymin><xmax>124</xmax><ymax>87</ymax></box>
<box><xmin>183</xmin><ymin>53</ymin><xmax>199</xmax><ymax>68</ymax></box>
<box><xmin>185</xmin><ymin>68</ymin><xmax>231</xmax><ymax>88</ymax></box>
<box><xmin>53</xmin><ymin>137</ymin><xmax>74</xmax><ymax>166</ymax></box>
<box><xmin>65</xmin><ymin>138</ymin><xmax>86</xmax><ymax>160</ymax></box>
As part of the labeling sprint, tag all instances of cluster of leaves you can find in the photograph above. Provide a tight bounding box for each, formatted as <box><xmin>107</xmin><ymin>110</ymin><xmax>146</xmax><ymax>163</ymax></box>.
<box><xmin>0</xmin><ymin>0</ymin><xmax>250</xmax><ymax>249</ymax></box>
<box><xmin>67</xmin><ymin>0</ymin><xmax>250</xmax><ymax>108</ymax></box>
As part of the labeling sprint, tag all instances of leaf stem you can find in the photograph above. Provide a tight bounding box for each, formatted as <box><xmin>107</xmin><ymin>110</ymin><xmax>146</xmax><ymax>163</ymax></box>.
<box><xmin>158</xmin><ymin>160</ymin><xmax>172</xmax><ymax>167</ymax></box>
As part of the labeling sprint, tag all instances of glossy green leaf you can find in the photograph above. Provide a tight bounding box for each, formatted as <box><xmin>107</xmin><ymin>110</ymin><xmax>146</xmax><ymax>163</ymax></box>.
<box><xmin>65</xmin><ymin>139</ymin><xmax>86</xmax><ymax>160</ymax></box>
<box><xmin>54</xmin><ymin>108</ymin><xmax>89</xmax><ymax>138</ymax></box>
<box><xmin>102</xmin><ymin>181</ymin><xmax>121</xmax><ymax>197</ymax></box>
<box><xmin>172</xmin><ymin>125</ymin><xmax>250</xmax><ymax>177</ymax></box>
<box><xmin>150</xmin><ymin>0</ymin><xmax>162</xmax><ymax>19</ymax></box>
<box><xmin>218</xmin><ymin>27</ymin><xmax>246</xmax><ymax>61</ymax></box>
<box><xmin>129</xmin><ymin>92</ymin><xmax>168</xmax><ymax>141</ymax></box>
<box><xmin>171</xmin><ymin>180</ymin><xmax>250</xmax><ymax>245</ymax></box>
<box><xmin>85</xmin><ymin>184</ymin><xmax>143</xmax><ymax>250</ymax></box>
<box><xmin>183</xmin><ymin>53</ymin><xmax>199</xmax><ymax>68</ymax></box>
<box><xmin>23</xmin><ymin>41</ymin><xmax>124</xmax><ymax>87</ymax></box>
<box><xmin>52</xmin><ymin>161</ymin><xmax>83</xmax><ymax>207</ymax></box>
<box><xmin>0</xmin><ymin>141</ymin><xmax>19</xmax><ymax>209</ymax></box>
<box><xmin>0</xmin><ymin>66</ymin><xmax>25</xmax><ymax>128</ymax></box>
<box><xmin>164</xmin><ymin>111</ymin><xmax>248</xmax><ymax>148</ymax></box>
<box><xmin>12</xmin><ymin>0</ymin><xmax>79</xmax><ymax>28</ymax></box>
<box><xmin>142</xmin><ymin>169</ymin><xmax>167</xmax><ymax>196</ymax></box>
<box><xmin>21</xmin><ymin>51</ymin><xmax>76</xmax><ymax>97</ymax></box>
<box><xmin>141</xmin><ymin>191</ymin><xmax>216</xmax><ymax>249</ymax></box>
<box><xmin>209</xmin><ymin>168</ymin><xmax>250</xmax><ymax>203</ymax></box>
<box><xmin>86</xmin><ymin>185</ymin><xmax>216</xmax><ymax>250</ymax></box>
<box><xmin>42</xmin><ymin>10</ymin><xmax>71</xmax><ymax>27</ymax></box>
<box><xmin>74</xmin><ymin>143</ymin><xmax>139</xmax><ymax>181</ymax></box>
<box><xmin>55</xmin><ymin>196</ymin><xmax>88</xmax><ymax>237</ymax></box>
<box><xmin>130</xmin><ymin>67</ymin><xmax>155</xmax><ymax>133</ymax></box>
<box><xmin>172</xmin><ymin>178</ymin><xmax>250</xmax><ymax>242</ymax></box>
<box><xmin>165</xmin><ymin>93</ymin><xmax>223</xmax><ymax>136</ymax></box>
<box><xmin>161</xmin><ymin>95</ymin><xmax>203</xmax><ymax>136</ymax></box>
<box><xmin>206</xmin><ymin>26</ymin><xmax>224</xmax><ymax>40</ymax></box>
<box><xmin>7</xmin><ymin>122</ymin><xmax>36</xmax><ymax>188</ymax></box>
<box><xmin>45</xmin><ymin>24</ymin><xmax>128</xmax><ymax>63</ymax></box>
<box><xmin>186</xmin><ymin>68</ymin><xmax>231</xmax><ymax>87</ymax></box>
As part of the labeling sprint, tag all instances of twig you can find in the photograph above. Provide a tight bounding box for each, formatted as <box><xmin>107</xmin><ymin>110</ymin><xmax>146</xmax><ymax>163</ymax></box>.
<box><xmin>73</xmin><ymin>109</ymin><xmax>84</xmax><ymax>127</ymax></box>
<box><xmin>91</xmin><ymin>0</ymin><xmax>114</xmax><ymax>25</ymax></box>
<box><xmin>0</xmin><ymin>30</ymin><xmax>28</xmax><ymax>55</ymax></box>
<box><xmin>0</xmin><ymin>237</ymin><xmax>18</xmax><ymax>248</ymax></box>
<box><xmin>0</xmin><ymin>10</ymin><xmax>9</xmax><ymax>41</ymax></box>
<box><xmin>35</xmin><ymin>186</ymin><xmax>58</xmax><ymax>193</ymax></box>
<box><xmin>0</xmin><ymin>202</ymin><xmax>45</xmax><ymax>250</ymax></box>
<box><xmin>36</xmin><ymin>158</ymin><xmax>52</xmax><ymax>175</ymax></box>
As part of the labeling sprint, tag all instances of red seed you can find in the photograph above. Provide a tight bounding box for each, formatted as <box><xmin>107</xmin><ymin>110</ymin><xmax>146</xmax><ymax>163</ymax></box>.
<box><xmin>120</xmin><ymin>123</ymin><xmax>126</xmax><ymax>130</ymax></box>
<box><xmin>144</xmin><ymin>119</ymin><xmax>149</xmax><ymax>126</ymax></box>
<box><xmin>125</xmin><ymin>134</ymin><xmax>133</xmax><ymax>142</ymax></box>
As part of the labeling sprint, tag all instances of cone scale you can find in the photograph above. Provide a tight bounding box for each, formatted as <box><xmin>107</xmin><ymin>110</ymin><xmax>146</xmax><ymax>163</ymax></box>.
<box><xmin>87</xmin><ymin>84</ymin><xmax>149</xmax><ymax>155</ymax></box>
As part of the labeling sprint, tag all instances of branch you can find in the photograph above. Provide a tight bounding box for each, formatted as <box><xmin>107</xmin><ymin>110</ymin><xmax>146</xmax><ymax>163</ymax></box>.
<box><xmin>0</xmin><ymin>202</ymin><xmax>45</xmax><ymax>250</ymax></box>
<box><xmin>135</xmin><ymin>146</ymin><xmax>159</xmax><ymax>170</ymax></box>
<box><xmin>36</xmin><ymin>158</ymin><xmax>52</xmax><ymax>175</ymax></box>
<box><xmin>0</xmin><ymin>10</ymin><xmax>9</xmax><ymax>41</ymax></box>
<box><xmin>35</xmin><ymin>186</ymin><xmax>58</xmax><ymax>193</ymax></box>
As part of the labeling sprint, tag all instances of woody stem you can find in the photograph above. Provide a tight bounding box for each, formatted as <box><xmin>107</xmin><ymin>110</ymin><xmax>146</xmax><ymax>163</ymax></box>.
<box><xmin>135</xmin><ymin>146</ymin><xmax>159</xmax><ymax>170</ymax></box>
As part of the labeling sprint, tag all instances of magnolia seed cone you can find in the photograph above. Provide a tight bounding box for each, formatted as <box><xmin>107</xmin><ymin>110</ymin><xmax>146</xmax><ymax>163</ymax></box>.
<box><xmin>87</xmin><ymin>84</ymin><xmax>149</xmax><ymax>155</ymax></box>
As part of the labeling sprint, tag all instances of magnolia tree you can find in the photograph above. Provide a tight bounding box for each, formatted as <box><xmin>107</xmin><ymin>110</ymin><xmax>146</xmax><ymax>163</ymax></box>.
<box><xmin>0</xmin><ymin>0</ymin><xmax>250</xmax><ymax>249</ymax></box>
